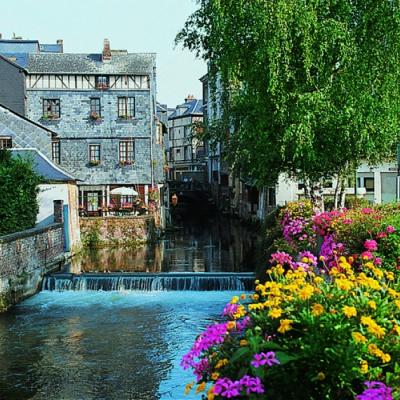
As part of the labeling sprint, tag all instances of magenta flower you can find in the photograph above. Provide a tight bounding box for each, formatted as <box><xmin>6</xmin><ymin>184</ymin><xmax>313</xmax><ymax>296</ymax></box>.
<box><xmin>364</xmin><ymin>239</ymin><xmax>378</xmax><ymax>251</ymax></box>
<box><xmin>362</xmin><ymin>208</ymin><xmax>373</xmax><ymax>214</ymax></box>
<box><xmin>270</xmin><ymin>251</ymin><xmax>293</xmax><ymax>267</ymax></box>
<box><xmin>251</xmin><ymin>351</ymin><xmax>280</xmax><ymax>368</ymax></box>
<box><xmin>222</xmin><ymin>303</ymin><xmax>239</xmax><ymax>318</ymax></box>
<box><xmin>356</xmin><ymin>381</ymin><xmax>392</xmax><ymax>400</ymax></box>
<box><xmin>239</xmin><ymin>375</ymin><xmax>265</xmax><ymax>395</ymax></box>
<box><xmin>386</xmin><ymin>225</ymin><xmax>396</xmax><ymax>234</ymax></box>
<box><xmin>361</xmin><ymin>251</ymin><xmax>374</xmax><ymax>260</ymax></box>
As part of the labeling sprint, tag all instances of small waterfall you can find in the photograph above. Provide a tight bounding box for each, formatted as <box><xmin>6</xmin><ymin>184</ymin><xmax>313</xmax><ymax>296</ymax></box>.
<box><xmin>42</xmin><ymin>273</ymin><xmax>255</xmax><ymax>292</ymax></box>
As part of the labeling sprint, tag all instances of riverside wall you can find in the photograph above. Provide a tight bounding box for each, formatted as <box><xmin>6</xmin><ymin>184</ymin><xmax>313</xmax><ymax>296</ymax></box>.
<box><xmin>0</xmin><ymin>223</ymin><xmax>65</xmax><ymax>311</ymax></box>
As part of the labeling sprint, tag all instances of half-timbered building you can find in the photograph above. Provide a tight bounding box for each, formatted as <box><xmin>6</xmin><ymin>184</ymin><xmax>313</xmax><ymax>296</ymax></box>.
<box><xmin>10</xmin><ymin>39</ymin><xmax>164</xmax><ymax>215</ymax></box>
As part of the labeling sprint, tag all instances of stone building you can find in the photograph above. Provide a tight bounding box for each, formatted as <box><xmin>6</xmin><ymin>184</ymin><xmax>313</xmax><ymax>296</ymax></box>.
<box><xmin>0</xmin><ymin>39</ymin><xmax>165</xmax><ymax>215</ymax></box>
<box><xmin>167</xmin><ymin>96</ymin><xmax>204</xmax><ymax>182</ymax></box>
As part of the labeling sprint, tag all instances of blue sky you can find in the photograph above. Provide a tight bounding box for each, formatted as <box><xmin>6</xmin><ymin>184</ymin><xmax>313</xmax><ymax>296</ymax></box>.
<box><xmin>1</xmin><ymin>0</ymin><xmax>205</xmax><ymax>107</ymax></box>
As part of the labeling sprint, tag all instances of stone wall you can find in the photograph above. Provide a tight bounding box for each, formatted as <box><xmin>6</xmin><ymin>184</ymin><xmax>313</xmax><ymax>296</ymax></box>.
<box><xmin>26</xmin><ymin>88</ymin><xmax>164</xmax><ymax>184</ymax></box>
<box><xmin>80</xmin><ymin>215</ymin><xmax>157</xmax><ymax>247</ymax></box>
<box><xmin>0</xmin><ymin>223</ymin><xmax>65</xmax><ymax>311</ymax></box>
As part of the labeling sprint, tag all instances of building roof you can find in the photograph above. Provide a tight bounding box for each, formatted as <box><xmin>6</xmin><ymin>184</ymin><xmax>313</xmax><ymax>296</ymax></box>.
<box><xmin>39</xmin><ymin>43</ymin><xmax>63</xmax><ymax>53</ymax></box>
<box><xmin>169</xmin><ymin>99</ymin><xmax>204</xmax><ymax>120</ymax></box>
<box><xmin>26</xmin><ymin>52</ymin><xmax>156</xmax><ymax>74</ymax></box>
<box><xmin>0</xmin><ymin>52</ymin><xmax>29</xmax><ymax>68</ymax></box>
<box><xmin>0</xmin><ymin>39</ymin><xmax>39</xmax><ymax>54</ymax></box>
<box><xmin>0</xmin><ymin>103</ymin><xmax>57</xmax><ymax>135</ymax></box>
<box><xmin>10</xmin><ymin>148</ymin><xmax>76</xmax><ymax>182</ymax></box>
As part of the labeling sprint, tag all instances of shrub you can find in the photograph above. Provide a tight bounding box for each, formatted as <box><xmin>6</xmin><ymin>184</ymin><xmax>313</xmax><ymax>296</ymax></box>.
<box><xmin>0</xmin><ymin>149</ymin><xmax>41</xmax><ymax>236</ymax></box>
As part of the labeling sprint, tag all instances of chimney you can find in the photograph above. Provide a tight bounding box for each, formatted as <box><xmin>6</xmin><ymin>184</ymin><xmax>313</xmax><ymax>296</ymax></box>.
<box><xmin>102</xmin><ymin>38</ymin><xmax>111</xmax><ymax>61</ymax></box>
<box><xmin>56</xmin><ymin>39</ymin><xmax>64</xmax><ymax>53</ymax></box>
<box><xmin>0</xmin><ymin>33</ymin><xmax>2</xmax><ymax>39</ymax></box>
<box><xmin>185</xmin><ymin>94</ymin><xmax>195</xmax><ymax>102</ymax></box>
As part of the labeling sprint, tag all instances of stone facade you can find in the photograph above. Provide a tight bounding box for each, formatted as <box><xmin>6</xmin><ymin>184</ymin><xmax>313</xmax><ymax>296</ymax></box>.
<box><xmin>26</xmin><ymin>89</ymin><xmax>156</xmax><ymax>184</ymax></box>
<box><xmin>80</xmin><ymin>215</ymin><xmax>157</xmax><ymax>247</ymax></box>
<box><xmin>0</xmin><ymin>223</ymin><xmax>65</xmax><ymax>311</ymax></box>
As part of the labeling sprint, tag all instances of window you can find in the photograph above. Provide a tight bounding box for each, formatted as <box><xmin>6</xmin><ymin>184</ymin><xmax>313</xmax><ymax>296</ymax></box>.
<box><xmin>364</xmin><ymin>177</ymin><xmax>375</xmax><ymax>192</ymax></box>
<box><xmin>95</xmin><ymin>76</ymin><xmax>109</xmax><ymax>89</ymax></box>
<box><xmin>117</xmin><ymin>97</ymin><xmax>135</xmax><ymax>118</ymax></box>
<box><xmin>87</xmin><ymin>192</ymin><xmax>100</xmax><ymax>212</ymax></box>
<box><xmin>90</xmin><ymin>98</ymin><xmax>101</xmax><ymax>118</ymax></box>
<box><xmin>43</xmin><ymin>99</ymin><xmax>60</xmax><ymax>119</ymax></box>
<box><xmin>89</xmin><ymin>144</ymin><xmax>101</xmax><ymax>163</ymax></box>
<box><xmin>0</xmin><ymin>136</ymin><xmax>12</xmax><ymax>149</ymax></box>
<box><xmin>52</xmin><ymin>141</ymin><xmax>60</xmax><ymax>164</ymax></box>
<box><xmin>119</xmin><ymin>140</ymin><xmax>135</xmax><ymax>164</ymax></box>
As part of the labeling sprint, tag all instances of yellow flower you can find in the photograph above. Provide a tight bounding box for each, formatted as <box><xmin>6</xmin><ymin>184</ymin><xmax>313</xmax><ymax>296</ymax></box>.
<box><xmin>196</xmin><ymin>382</ymin><xmax>206</xmax><ymax>394</ymax></box>
<box><xmin>207</xmin><ymin>386</ymin><xmax>215</xmax><ymax>400</ymax></box>
<box><xmin>268</xmin><ymin>308</ymin><xmax>283</xmax><ymax>319</ymax></box>
<box><xmin>226</xmin><ymin>321</ymin><xmax>236</xmax><ymax>331</ymax></box>
<box><xmin>211</xmin><ymin>372</ymin><xmax>220</xmax><ymax>380</ymax></box>
<box><xmin>311</xmin><ymin>303</ymin><xmax>324</xmax><ymax>316</ymax></box>
<box><xmin>352</xmin><ymin>332</ymin><xmax>367</xmax><ymax>344</ymax></box>
<box><xmin>184</xmin><ymin>382</ymin><xmax>194</xmax><ymax>395</ymax></box>
<box><xmin>253</xmin><ymin>294</ymin><xmax>259</xmax><ymax>301</ymax></box>
<box><xmin>278</xmin><ymin>319</ymin><xmax>293</xmax><ymax>334</ymax></box>
<box><xmin>240</xmin><ymin>294</ymin><xmax>246</xmax><ymax>300</ymax></box>
<box><xmin>342</xmin><ymin>306</ymin><xmax>357</xmax><ymax>318</ymax></box>
<box><xmin>395</xmin><ymin>300</ymin><xmax>400</xmax><ymax>309</ymax></box>
<box><xmin>335</xmin><ymin>278</ymin><xmax>354</xmax><ymax>291</ymax></box>
<box><xmin>367</xmin><ymin>324</ymin><xmax>385</xmax><ymax>339</ymax></box>
<box><xmin>360</xmin><ymin>360</ymin><xmax>368</xmax><ymax>374</ymax></box>
<box><xmin>316</xmin><ymin>372</ymin><xmax>326</xmax><ymax>381</ymax></box>
<box><xmin>298</xmin><ymin>284</ymin><xmax>314</xmax><ymax>300</ymax></box>
<box><xmin>381</xmin><ymin>353</ymin><xmax>391</xmax><ymax>363</ymax></box>
<box><xmin>215</xmin><ymin>359</ymin><xmax>228</xmax><ymax>369</ymax></box>
<box><xmin>239</xmin><ymin>339</ymin><xmax>248</xmax><ymax>346</ymax></box>
<box><xmin>368</xmin><ymin>300</ymin><xmax>377</xmax><ymax>310</ymax></box>
<box><xmin>230</xmin><ymin>296</ymin><xmax>239</xmax><ymax>304</ymax></box>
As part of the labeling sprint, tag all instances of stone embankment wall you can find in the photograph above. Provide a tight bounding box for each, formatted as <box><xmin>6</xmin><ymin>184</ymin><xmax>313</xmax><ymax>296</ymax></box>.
<box><xmin>0</xmin><ymin>223</ymin><xmax>65</xmax><ymax>311</ymax></box>
<box><xmin>80</xmin><ymin>215</ymin><xmax>157</xmax><ymax>247</ymax></box>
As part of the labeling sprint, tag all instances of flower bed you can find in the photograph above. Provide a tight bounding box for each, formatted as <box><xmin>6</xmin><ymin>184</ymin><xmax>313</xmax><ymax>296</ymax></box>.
<box><xmin>182</xmin><ymin>203</ymin><xmax>400</xmax><ymax>399</ymax></box>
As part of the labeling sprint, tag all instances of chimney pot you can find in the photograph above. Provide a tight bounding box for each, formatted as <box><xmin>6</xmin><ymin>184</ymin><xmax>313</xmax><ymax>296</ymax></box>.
<box><xmin>102</xmin><ymin>38</ymin><xmax>111</xmax><ymax>61</ymax></box>
<box><xmin>56</xmin><ymin>39</ymin><xmax>63</xmax><ymax>53</ymax></box>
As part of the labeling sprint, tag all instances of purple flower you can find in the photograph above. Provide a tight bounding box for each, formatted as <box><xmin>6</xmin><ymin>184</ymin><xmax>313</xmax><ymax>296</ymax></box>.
<box><xmin>356</xmin><ymin>381</ymin><xmax>392</xmax><ymax>400</ymax></box>
<box><xmin>239</xmin><ymin>375</ymin><xmax>265</xmax><ymax>395</ymax></box>
<box><xmin>298</xmin><ymin>251</ymin><xmax>318</xmax><ymax>267</ymax></box>
<box><xmin>222</xmin><ymin>303</ymin><xmax>240</xmax><ymax>318</ymax></box>
<box><xmin>251</xmin><ymin>351</ymin><xmax>280</xmax><ymax>368</ymax></box>
<box><xmin>364</xmin><ymin>239</ymin><xmax>378</xmax><ymax>251</ymax></box>
<box><xmin>214</xmin><ymin>375</ymin><xmax>265</xmax><ymax>397</ymax></box>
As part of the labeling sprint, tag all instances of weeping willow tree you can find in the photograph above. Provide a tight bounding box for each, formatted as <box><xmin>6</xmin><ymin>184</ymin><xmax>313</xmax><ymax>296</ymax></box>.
<box><xmin>177</xmin><ymin>0</ymin><xmax>400</xmax><ymax>209</ymax></box>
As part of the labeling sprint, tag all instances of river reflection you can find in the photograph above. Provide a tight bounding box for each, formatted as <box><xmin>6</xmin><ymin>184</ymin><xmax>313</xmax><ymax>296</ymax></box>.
<box><xmin>69</xmin><ymin>217</ymin><xmax>259</xmax><ymax>274</ymax></box>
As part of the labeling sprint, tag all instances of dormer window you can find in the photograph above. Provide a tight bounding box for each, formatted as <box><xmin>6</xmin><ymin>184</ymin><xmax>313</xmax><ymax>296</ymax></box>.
<box><xmin>96</xmin><ymin>76</ymin><xmax>109</xmax><ymax>90</ymax></box>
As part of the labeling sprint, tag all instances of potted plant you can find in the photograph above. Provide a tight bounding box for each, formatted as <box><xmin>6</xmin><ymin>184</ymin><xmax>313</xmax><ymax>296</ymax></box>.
<box><xmin>90</xmin><ymin>111</ymin><xmax>102</xmax><ymax>121</ymax></box>
<box><xmin>119</xmin><ymin>160</ymin><xmax>133</xmax><ymax>166</ymax></box>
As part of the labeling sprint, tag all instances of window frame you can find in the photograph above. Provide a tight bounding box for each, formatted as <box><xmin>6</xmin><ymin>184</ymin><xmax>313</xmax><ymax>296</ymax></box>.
<box><xmin>95</xmin><ymin>76</ymin><xmax>109</xmax><ymax>90</ymax></box>
<box><xmin>90</xmin><ymin>97</ymin><xmax>101</xmax><ymax>118</ymax></box>
<box><xmin>88</xmin><ymin>144</ymin><xmax>101</xmax><ymax>163</ymax></box>
<box><xmin>364</xmin><ymin>177</ymin><xmax>375</xmax><ymax>192</ymax></box>
<box><xmin>52</xmin><ymin>140</ymin><xmax>60</xmax><ymax>164</ymax></box>
<box><xmin>0</xmin><ymin>136</ymin><xmax>12</xmax><ymax>149</ymax></box>
<box><xmin>117</xmin><ymin>97</ymin><xmax>135</xmax><ymax>119</ymax></box>
<box><xmin>43</xmin><ymin>99</ymin><xmax>61</xmax><ymax>119</ymax></box>
<box><xmin>119</xmin><ymin>140</ymin><xmax>135</xmax><ymax>164</ymax></box>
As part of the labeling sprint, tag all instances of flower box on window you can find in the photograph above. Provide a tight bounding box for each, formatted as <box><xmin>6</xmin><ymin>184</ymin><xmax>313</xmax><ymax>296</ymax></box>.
<box><xmin>119</xmin><ymin>160</ymin><xmax>134</xmax><ymax>166</ymax></box>
<box><xmin>42</xmin><ymin>114</ymin><xmax>59</xmax><ymax>121</ymax></box>
<box><xmin>89</xmin><ymin>160</ymin><xmax>101</xmax><ymax>166</ymax></box>
<box><xmin>90</xmin><ymin>112</ymin><xmax>102</xmax><ymax>121</ymax></box>
<box><xmin>118</xmin><ymin>115</ymin><xmax>133</xmax><ymax>120</ymax></box>
<box><xmin>96</xmin><ymin>83</ymin><xmax>109</xmax><ymax>90</ymax></box>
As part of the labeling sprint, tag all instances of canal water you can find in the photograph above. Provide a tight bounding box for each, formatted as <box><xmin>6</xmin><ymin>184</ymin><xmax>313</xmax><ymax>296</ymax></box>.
<box><xmin>0</xmin><ymin>218</ymin><xmax>258</xmax><ymax>400</ymax></box>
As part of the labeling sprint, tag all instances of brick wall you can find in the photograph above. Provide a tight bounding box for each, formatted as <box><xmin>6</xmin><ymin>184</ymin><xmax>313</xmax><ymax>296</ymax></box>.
<box><xmin>0</xmin><ymin>223</ymin><xmax>65</xmax><ymax>311</ymax></box>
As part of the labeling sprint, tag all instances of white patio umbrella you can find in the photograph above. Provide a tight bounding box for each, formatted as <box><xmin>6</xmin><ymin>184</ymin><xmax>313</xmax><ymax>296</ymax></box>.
<box><xmin>110</xmin><ymin>187</ymin><xmax>139</xmax><ymax>196</ymax></box>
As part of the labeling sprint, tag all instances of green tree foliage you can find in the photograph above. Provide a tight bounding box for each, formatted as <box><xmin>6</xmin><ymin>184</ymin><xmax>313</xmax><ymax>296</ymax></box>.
<box><xmin>0</xmin><ymin>149</ymin><xmax>41</xmax><ymax>236</ymax></box>
<box><xmin>177</xmin><ymin>0</ymin><xmax>400</xmax><ymax>204</ymax></box>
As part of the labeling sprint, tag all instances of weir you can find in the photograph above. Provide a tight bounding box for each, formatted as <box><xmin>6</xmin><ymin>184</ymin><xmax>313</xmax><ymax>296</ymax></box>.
<box><xmin>42</xmin><ymin>272</ymin><xmax>256</xmax><ymax>292</ymax></box>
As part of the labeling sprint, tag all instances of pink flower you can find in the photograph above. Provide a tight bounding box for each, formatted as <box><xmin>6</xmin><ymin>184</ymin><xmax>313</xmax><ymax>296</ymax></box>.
<box><xmin>386</xmin><ymin>225</ymin><xmax>396</xmax><ymax>234</ymax></box>
<box><xmin>362</xmin><ymin>208</ymin><xmax>373</xmax><ymax>214</ymax></box>
<box><xmin>364</xmin><ymin>239</ymin><xmax>378</xmax><ymax>251</ymax></box>
<box><xmin>376</xmin><ymin>232</ymin><xmax>387</xmax><ymax>239</ymax></box>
